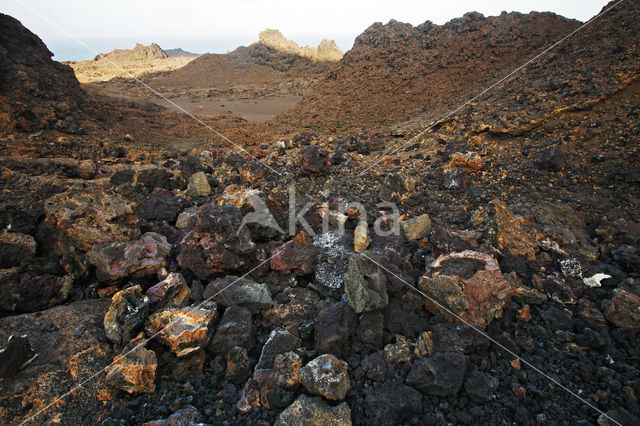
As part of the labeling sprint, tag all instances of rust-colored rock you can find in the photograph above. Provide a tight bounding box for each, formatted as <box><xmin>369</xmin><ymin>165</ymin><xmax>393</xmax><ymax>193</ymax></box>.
<box><xmin>145</xmin><ymin>305</ymin><xmax>217</xmax><ymax>357</ymax></box>
<box><xmin>446</xmin><ymin>152</ymin><xmax>483</xmax><ymax>172</ymax></box>
<box><xmin>353</xmin><ymin>221</ymin><xmax>370</xmax><ymax>252</ymax></box>
<box><xmin>300</xmin><ymin>145</ymin><xmax>331</xmax><ymax>175</ymax></box>
<box><xmin>419</xmin><ymin>250</ymin><xmax>512</xmax><ymax>327</ymax></box>
<box><xmin>104</xmin><ymin>333</ymin><xmax>157</xmax><ymax>394</ymax></box>
<box><xmin>270</xmin><ymin>231</ymin><xmax>317</xmax><ymax>275</ymax></box>
<box><xmin>489</xmin><ymin>200</ymin><xmax>536</xmax><ymax>261</ymax></box>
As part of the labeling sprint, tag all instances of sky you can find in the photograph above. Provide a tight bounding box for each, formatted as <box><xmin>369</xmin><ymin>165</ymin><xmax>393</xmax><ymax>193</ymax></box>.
<box><xmin>2</xmin><ymin>0</ymin><xmax>611</xmax><ymax>61</ymax></box>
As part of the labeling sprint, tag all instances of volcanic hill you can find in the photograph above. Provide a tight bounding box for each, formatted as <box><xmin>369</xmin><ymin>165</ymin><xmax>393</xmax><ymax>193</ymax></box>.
<box><xmin>271</xmin><ymin>11</ymin><xmax>581</xmax><ymax>133</ymax></box>
<box><xmin>0</xmin><ymin>13</ymin><xmax>92</xmax><ymax>133</ymax></box>
<box><xmin>158</xmin><ymin>30</ymin><xmax>342</xmax><ymax>88</ymax></box>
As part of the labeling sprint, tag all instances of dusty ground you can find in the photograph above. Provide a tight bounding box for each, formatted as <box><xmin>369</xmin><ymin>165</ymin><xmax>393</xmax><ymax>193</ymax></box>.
<box><xmin>66</xmin><ymin>57</ymin><xmax>196</xmax><ymax>83</ymax></box>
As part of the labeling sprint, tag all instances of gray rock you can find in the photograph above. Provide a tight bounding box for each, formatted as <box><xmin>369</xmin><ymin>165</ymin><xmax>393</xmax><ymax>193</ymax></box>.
<box><xmin>275</xmin><ymin>394</ymin><xmax>351</xmax><ymax>426</ymax></box>
<box><xmin>204</xmin><ymin>276</ymin><xmax>272</xmax><ymax>313</ymax></box>
<box><xmin>256</xmin><ymin>329</ymin><xmax>301</xmax><ymax>370</ymax></box>
<box><xmin>464</xmin><ymin>370</ymin><xmax>499</xmax><ymax>401</ymax></box>
<box><xmin>300</xmin><ymin>354</ymin><xmax>351</xmax><ymax>401</ymax></box>
<box><xmin>344</xmin><ymin>252</ymin><xmax>388</xmax><ymax>314</ymax></box>
<box><xmin>406</xmin><ymin>351</ymin><xmax>469</xmax><ymax>396</ymax></box>
<box><xmin>209</xmin><ymin>306</ymin><xmax>254</xmax><ymax>355</ymax></box>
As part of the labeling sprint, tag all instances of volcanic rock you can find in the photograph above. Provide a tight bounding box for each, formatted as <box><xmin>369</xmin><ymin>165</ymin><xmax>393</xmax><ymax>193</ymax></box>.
<box><xmin>254</xmin><ymin>350</ymin><xmax>303</xmax><ymax>408</ymax></box>
<box><xmin>209</xmin><ymin>306</ymin><xmax>254</xmax><ymax>355</ymax></box>
<box><xmin>0</xmin><ymin>335</ymin><xmax>36</xmax><ymax>378</ymax></box>
<box><xmin>314</xmin><ymin>302</ymin><xmax>357</xmax><ymax>357</ymax></box>
<box><xmin>177</xmin><ymin>203</ymin><xmax>256</xmax><ymax>280</ymax></box>
<box><xmin>0</xmin><ymin>232</ymin><xmax>36</xmax><ymax>268</ymax></box>
<box><xmin>204</xmin><ymin>275</ymin><xmax>272</xmax><ymax>313</ymax></box>
<box><xmin>225</xmin><ymin>345</ymin><xmax>254</xmax><ymax>385</ymax></box>
<box><xmin>488</xmin><ymin>200</ymin><xmax>536</xmax><ymax>261</ymax></box>
<box><xmin>104</xmin><ymin>333</ymin><xmax>157</xmax><ymax>394</ymax></box>
<box><xmin>300</xmin><ymin>145</ymin><xmax>331</xmax><ymax>175</ymax></box>
<box><xmin>353</xmin><ymin>221</ymin><xmax>370</xmax><ymax>252</ymax></box>
<box><xmin>87</xmin><ymin>232</ymin><xmax>171</xmax><ymax>282</ymax></box>
<box><xmin>383</xmin><ymin>334</ymin><xmax>413</xmax><ymax>364</ymax></box>
<box><xmin>300</xmin><ymin>354</ymin><xmax>351</xmax><ymax>400</ymax></box>
<box><xmin>146</xmin><ymin>272</ymin><xmax>191</xmax><ymax>309</ymax></box>
<box><xmin>143</xmin><ymin>405</ymin><xmax>202</xmax><ymax>426</ymax></box>
<box><xmin>356</xmin><ymin>311</ymin><xmax>384</xmax><ymax>347</ymax></box>
<box><xmin>430</xmin><ymin>225</ymin><xmax>479</xmax><ymax>256</ymax></box>
<box><xmin>138</xmin><ymin>194</ymin><xmax>182</xmax><ymax>223</ymax></box>
<box><xmin>399</xmin><ymin>214</ymin><xmax>431</xmax><ymax>241</ymax></box>
<box><xmin>145</xmin><ymin>305</ymin><xmax>217</xmax><ymax>357</ymax></box>
<box><xmin>446</xmin><ymin>152</ymin><xmax>483</xmax><ymax>172</ymax></box>
<box><xmin>603</xmin><ymin>288</ymin><xmax>640</xmax><ymax>330</ymax></box>
<box><xmin>344</xmin><ymin>252</ymin><xmax>388</xmax><ymax>313</ymax></box>
<box><xmin>254</xmin><ymin>329</ymin><xmax>302</xmax><ymax>409</ymax></box>
<box><xmin>271</xmin><ymin>231</ymin><xmax>318</xmax><ymax>275</ymax></box>
<box><xmin>419</xmin><ymin>250</ymin><xmax>512</xmax><ymax>327</ymax></box>
<box><xmin>133</xmin><ymin>167</ymin><xmax>174</xmax><ymax>191</ymax></box>
<box><xmin>406</xmin><ymin>351</ymin><xmax>469</xmax><ymax>396</ymax></box>
<box><xmin>362</xmin><ymin>381</ymin><xmax>422</xmax><ymax>424</ymax></box>
<box><xmin>256</xmin><ymin>329</ymin><xmax>301</xmax><ymax>370</ymax></box>
<box><xmin>186</xmin><ymin>171</ymin><xmax>211</xmax><ymax>198</ymax></box>
<box><xmin>175</xmin><ymin>207</ymin><xmax>199</xmax><ymax>230</ymax></box>
<box><xmin>44</xmin><ymin>187</ymin><xmax>139</xmax><ymax>274</ymax></box>
<box><xmin>275</xmin><ymin>394</ymin><xmax>351</xmax><ymax>426</ymax></box>
<box><xmin>464</xmin><ymin>370</ymin><xmax>499</xmax><ymax>401</ymax></box>
<box><xmin>379</xmin><ymin>173</ymin><xmax>415</xmax><ymax>203</ymax></box>
<box><xmin>104</xmin><ymin>285</ymin><xmax>150</xmax><ymax>346</ymax></box>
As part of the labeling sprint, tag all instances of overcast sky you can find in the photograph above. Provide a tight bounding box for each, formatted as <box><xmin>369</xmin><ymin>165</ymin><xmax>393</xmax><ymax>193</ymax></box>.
<box><xmin>3</xmin><ymin>0</ymin><xmax>611</xmax><ymax>60</ymax></box>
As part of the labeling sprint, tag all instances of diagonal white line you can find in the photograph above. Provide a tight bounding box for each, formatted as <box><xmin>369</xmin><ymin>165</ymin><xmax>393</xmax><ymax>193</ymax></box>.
<box><xmin>18</xmin><ymin>252</ymin><xmax>277</xmax><ymax>426</ymax></box>
<box><xmin>12</xmin><ymin>0</ymin><xmax>282</xmax><ymax>177</ymax></box>
<box><xmin>358</xmin><ymin>0</ymin><xmax>627</xmax><ymax>176</ymax></box>
<box><xmin>359</xmin><ymin>252</ymin><xmax>622</xmax><ymax>426</ymax></box>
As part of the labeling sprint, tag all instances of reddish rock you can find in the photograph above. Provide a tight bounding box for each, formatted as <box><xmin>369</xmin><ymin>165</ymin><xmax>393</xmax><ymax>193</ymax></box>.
<box><xmin>419</xmin><ymin>250</ymin><xmax>512</xmax><ymax>328</ymax></box>
<box><xmin>177</xmin><ymin>203</ymin><xmax>256</xmax><ymax>280</ymax></box>
<box><xmin>489</xmin><ymin>200</ymin><xmax>536</xmax><ymax>261</ymax></box>
<box><xmin>87</xmin><ymin>232</ymin><xmax>171</xmax><ymax>282</ymax></box>
<box><xmin>270</xmin><ymin>231</ymin><xmax>318</xmax><ymax>275</ymax></box>
<box><xmin>145</xmin><ymin>305</ymin><xmax>217</xmax><ymax>357</ymax></box>
<box><xmin>104</xmin><ymin>333</ymin><xmax>157</xmax><ymax>394</ymax></box>
<box><xmin>446</xmin><ymin>152</ymin><xmax>483</xmax><ymax>172</ymax></box>
<box><xmin>300</xmin><ymin>145</ymin><xmax>331</xmax><ymax>175</ymax></box>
